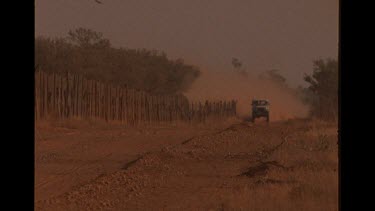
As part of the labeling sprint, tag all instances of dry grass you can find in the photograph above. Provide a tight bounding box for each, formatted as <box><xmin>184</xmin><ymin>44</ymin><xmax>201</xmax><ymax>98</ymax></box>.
<box><xmin>223</xmin><ymin>119</ymin><xmax>338</xmax><ymax>211</ymax></box>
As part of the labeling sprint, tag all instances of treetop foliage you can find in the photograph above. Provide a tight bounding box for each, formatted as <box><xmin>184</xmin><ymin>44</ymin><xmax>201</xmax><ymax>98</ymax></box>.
<box><xmin>303</xmin><ymin>58</ymin><xmax>338</xmax><ymax>121</ymax></box>
<box><xmin>35</xmin><ymin>28</ymin><xmax>201</xmax><ymax>95</ymax></box>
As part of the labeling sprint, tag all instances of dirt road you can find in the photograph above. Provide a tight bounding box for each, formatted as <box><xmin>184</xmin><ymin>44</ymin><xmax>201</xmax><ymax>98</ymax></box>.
<box><xmin>35</xmin><ymin>119</ymin><xmax>338</xmax><ymax>210</ymax></box>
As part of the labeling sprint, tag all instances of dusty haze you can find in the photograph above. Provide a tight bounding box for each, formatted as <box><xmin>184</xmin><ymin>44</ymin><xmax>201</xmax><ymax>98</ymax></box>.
<box><xmin>35</xmin><ymin>0</ymin><xmax>338</xmax><ymax>87</ymax></box>
<box><xmin>185</xmin><ymin>70</ymin><xmax>309</xmax><ymax>121</ymax></box>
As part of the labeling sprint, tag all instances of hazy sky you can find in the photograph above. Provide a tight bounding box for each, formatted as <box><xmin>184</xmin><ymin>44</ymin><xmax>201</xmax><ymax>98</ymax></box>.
<box><xmin>35</xmin><ymin>0</ymin><xmax>338</xmax><ymax>87</ymax></box>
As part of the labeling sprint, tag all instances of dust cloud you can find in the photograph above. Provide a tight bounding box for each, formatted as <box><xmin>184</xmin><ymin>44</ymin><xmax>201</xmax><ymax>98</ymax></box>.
<box><xmin>184</xmin><ymin>70</ymin><xmax>309</xmax><ymax>121</ymax></box>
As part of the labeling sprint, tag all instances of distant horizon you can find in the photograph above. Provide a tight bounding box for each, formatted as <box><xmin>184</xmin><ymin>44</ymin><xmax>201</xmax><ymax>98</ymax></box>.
<box><xmin>35</xmin><ymin>0</ymin><xmax>338</xmax><ymax>88</ymax></box>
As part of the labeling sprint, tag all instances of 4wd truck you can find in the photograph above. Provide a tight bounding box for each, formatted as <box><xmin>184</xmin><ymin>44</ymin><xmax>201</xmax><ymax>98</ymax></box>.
<box><xmin>251</xmin><ymin>99</ymin><xmax>270</xmax><ymax>123</ymax></box>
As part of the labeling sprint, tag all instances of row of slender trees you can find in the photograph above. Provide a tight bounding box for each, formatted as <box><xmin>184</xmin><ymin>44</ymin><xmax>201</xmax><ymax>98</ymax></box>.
<box><xmin>35</xmin><ymin>70</ymin><xmax>237</xmax><ymax>125</ymax></box>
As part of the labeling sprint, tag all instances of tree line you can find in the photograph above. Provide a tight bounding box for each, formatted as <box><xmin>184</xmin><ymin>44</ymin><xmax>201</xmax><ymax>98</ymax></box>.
<box><xmin>35</xmin><ymin>28</ymin><xmax>338</xmax><ymax>122</ymax></box>
<box><xmin>35</xmin><ymin>28</ymin><xmax>201</xmax><ymax>95</ymax></box>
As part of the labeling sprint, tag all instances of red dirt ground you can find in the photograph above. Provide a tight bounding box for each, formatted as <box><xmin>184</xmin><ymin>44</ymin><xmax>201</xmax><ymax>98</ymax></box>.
<box><xmin>35</xmin><ymin>119</ymin><xmax>338</xmax><ymax>211</ymax></box>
